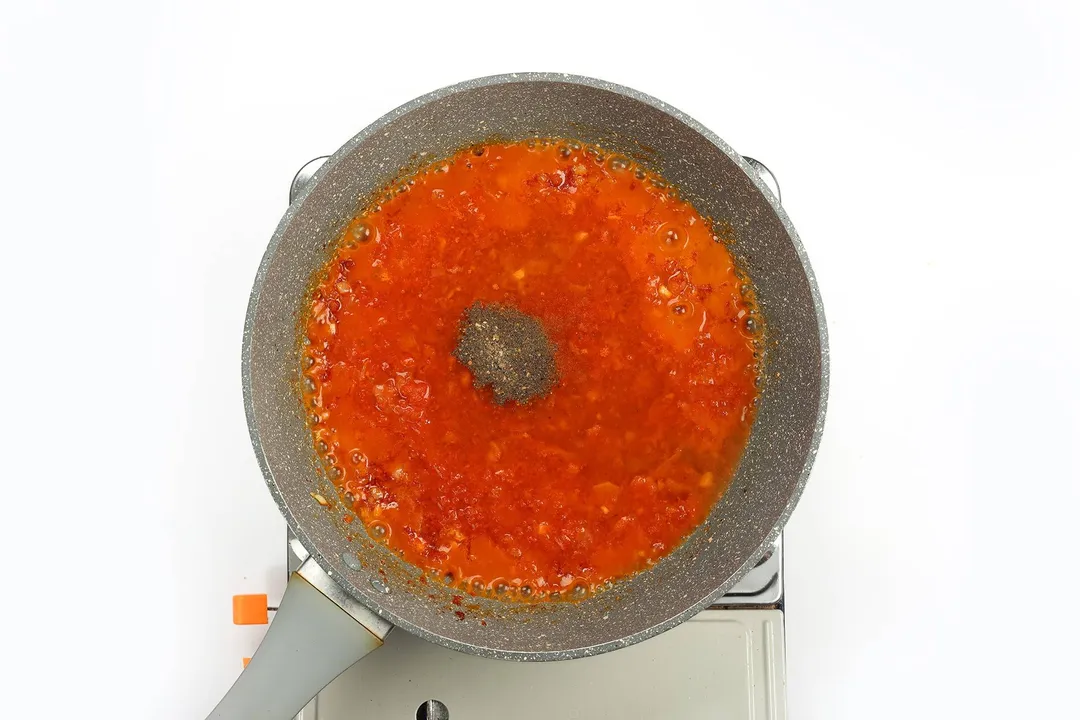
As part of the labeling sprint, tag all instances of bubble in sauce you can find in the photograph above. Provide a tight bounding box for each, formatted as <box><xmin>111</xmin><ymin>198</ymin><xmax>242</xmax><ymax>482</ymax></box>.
<box><xmin>608</xmin><ymin>156</ymin><xmax>630</xmax><ymax>172</ymax></box>
<box><xmin>658</xmin><ymin>223</ymin><xmax>688</xmax><ymax>251</ymax></box>
<box><xmin>350</xmin><ymin>222</ymin><xmax>376</xmax><ymax>244</ymax></box>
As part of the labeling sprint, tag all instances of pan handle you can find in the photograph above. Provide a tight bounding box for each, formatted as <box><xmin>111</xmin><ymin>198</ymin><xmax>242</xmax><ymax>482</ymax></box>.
<box><xmin>206</xmin><ymin>546</ymin><xmax>393</xmax><ymax>719</ymax></box>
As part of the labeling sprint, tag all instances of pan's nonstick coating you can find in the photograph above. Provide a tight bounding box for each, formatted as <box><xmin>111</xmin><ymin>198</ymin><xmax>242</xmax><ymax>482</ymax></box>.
<box><xmin>242</xmin><ymin>74</ymin><xmax>828</xmax><ymax>660</ymax></box>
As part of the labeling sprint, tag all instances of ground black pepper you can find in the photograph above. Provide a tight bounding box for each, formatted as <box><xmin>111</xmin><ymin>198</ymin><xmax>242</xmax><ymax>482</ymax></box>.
<box><xmin>453</xmin><ymin>302</ymin><xmax>557</xmax><ymax>404</ymax></box>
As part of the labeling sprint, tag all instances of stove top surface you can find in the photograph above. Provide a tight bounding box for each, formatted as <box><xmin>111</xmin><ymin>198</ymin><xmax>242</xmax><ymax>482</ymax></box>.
<box><xmin>285</xmin><ymin>532</ymin><xmax>785</xmax><ymax>720</ymax></box>
<box><xmin>306</xmin><ymin>609</ymin><xmax>786</xmax><ymax>720</ymax></box>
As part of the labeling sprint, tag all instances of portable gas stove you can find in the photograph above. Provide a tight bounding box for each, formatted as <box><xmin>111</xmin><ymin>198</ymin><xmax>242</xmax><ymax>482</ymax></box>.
<box><xmin>257</xmin><ymin>157</ymin><xmax>789</xmax><ymax>720</ymax></box>
<box><xmin>285</xmin><ymin>530</ymin><xmax>785</xmax><ymax>720</ymax></box>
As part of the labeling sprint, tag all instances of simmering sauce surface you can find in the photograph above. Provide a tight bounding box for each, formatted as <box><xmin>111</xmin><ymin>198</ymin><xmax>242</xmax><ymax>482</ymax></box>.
<box><xmin>302</xmin><ymin>140</ymin><xmax>759</xmax><ymax>600</ymax></box>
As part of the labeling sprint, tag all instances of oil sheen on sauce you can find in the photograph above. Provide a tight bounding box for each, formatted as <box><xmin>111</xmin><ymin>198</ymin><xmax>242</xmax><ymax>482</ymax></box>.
<box><xmin>302</xmin><ymin>140</ymin><xmax>760</xmax><ymax>601</ymax></box>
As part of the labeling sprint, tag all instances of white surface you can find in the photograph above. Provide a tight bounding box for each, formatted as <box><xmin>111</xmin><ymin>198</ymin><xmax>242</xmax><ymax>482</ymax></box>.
<box><xmin>1</xmin><ymin>1</ymin><xmax>1078</xmax><ymax>718</ymax></box>
<box><xmin>316</xmin><ymin>609</ymin><xmax>785</xmax><ymax>720</ymax></box>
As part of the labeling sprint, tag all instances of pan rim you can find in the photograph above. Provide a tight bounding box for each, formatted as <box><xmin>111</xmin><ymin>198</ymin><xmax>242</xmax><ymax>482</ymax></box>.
<box><xmin>241</xmin><ymin>71</ymin><xmax>830</xmax><ymax>661</ymax></box>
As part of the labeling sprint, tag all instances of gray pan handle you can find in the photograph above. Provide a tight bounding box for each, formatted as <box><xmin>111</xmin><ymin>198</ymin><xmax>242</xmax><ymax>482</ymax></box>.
<box><xmin>206</xmin><ymin>544</ymin><xmax>393</xmax><ymax>719</ymax></box>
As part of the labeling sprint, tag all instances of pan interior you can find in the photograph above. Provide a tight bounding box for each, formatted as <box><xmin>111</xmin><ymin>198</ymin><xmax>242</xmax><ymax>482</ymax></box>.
<box><xmin>243</xmin><ymin>74</ymin><xmax>827</xmax><ymax>660</ymax></box>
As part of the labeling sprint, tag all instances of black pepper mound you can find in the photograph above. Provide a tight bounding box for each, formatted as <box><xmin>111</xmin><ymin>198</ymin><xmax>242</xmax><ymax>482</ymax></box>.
<box><xmin>453</xmin><ymin>302</ymin><xmax>557</xmax><ymax>404</ymax></box>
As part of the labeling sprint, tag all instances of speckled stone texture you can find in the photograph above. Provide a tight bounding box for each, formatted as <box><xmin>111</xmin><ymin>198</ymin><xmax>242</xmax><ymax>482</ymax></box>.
<box><xmin>242</xmin><ymin>74</ymin><xmax>829</xmax><ymax>661</ymax></box>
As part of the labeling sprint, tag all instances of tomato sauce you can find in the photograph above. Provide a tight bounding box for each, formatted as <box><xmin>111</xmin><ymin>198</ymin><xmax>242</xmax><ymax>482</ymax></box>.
<box><xmin>302</xmin><ymin>140</ymin><xmax>760</xmax><ymax>600</ymax></box>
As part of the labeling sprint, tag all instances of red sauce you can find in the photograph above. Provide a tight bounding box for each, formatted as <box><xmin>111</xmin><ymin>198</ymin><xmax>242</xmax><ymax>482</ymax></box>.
<box><xmin>303</xmin><ymin>140</ymin><xmax>759</xmax><ymax>600</ymax></box>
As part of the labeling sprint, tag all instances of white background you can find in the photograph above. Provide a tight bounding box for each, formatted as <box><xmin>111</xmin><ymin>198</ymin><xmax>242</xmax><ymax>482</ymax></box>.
<box><xmin>2</xmin><ymin>1</ymin><xmax>1078</xmax><ymax>717</ymax></box>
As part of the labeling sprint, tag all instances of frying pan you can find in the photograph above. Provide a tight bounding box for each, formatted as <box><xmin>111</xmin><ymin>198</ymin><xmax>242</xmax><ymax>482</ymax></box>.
<box><xmin>210</xmin><ymin>73</ymin><xmax>828</xmax><ymax>719</ymax></box>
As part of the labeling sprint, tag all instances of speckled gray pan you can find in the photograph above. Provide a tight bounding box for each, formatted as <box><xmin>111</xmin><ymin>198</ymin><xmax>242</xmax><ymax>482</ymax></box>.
<box><xmin>242</xmin><ymin>73</ymin><xmax>829</xmax><ymax>661</ymax></box>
